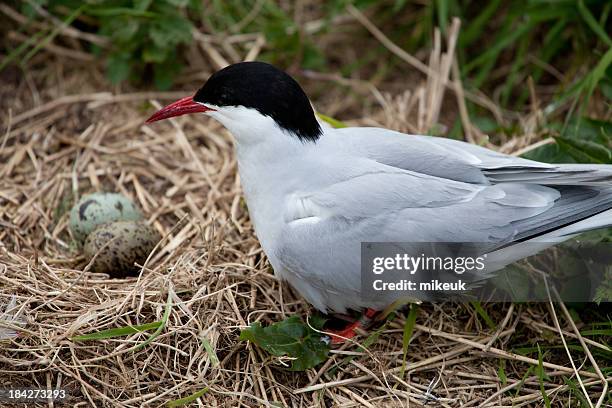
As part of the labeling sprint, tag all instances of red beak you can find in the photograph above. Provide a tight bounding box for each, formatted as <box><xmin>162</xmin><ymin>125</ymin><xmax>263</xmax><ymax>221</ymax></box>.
<box><xmin>145</xmin><ymin>96</ymin><xmax>213</xmax><ymax>124</ymax></box>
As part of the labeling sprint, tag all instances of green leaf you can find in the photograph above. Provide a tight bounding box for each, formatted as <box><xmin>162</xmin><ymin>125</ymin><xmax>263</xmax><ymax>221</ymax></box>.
<box><xmin>537</xmin><ymin>344</ymin><xmax>552</xmax><ymax>408</ymax></box>
<box><xmin>22</xmin><ymin>5</ymin><xmax>85</xmax><ymax>65</ymax></box>
<box><xmin>582</xmin><ymin>47</ymin><xmax>612</xmax><ymax>117</ymax></box>
<box><xmin>112</xmin><ymin>19</ymin><xmax>140</xmax><ymax>44</ymax></box>
<box><xmin>523</xmin><ymin>117</ymin><xmax>612</xmax><ymax>164</ymax></box>
<box><xmin>577</xmin><ymin>0</ymin><xmax>612</xmax><ymax>47</ymax></box>
<box><xmin>471</xmin><ymin>115</ymin><xmax>498</xmax><ymax>134</ymax></box>
<box><xmin>73</xmin><ymin>292</ymin><xmax>173</xmax><ymax>350</ymax></box>
<box><xmin>400</xmin><ymin>304</ymin><xmax>418</xmax><ymax>377</ymax></box>
<box><xmin>498</xmin><ymin>359</ymin><xmax>507</xmax><ymax>385</ymax></box>
<box><xmin>460</xmin><ymin>0</ymin><xmax>502</xmax><ymax>47</ymax></box>
<box><xmin>580</xmin><ymin>328</ymin><xmax>612</xmax><ymax>336</ymax></box>
<box><xmin>317</xmin><ymin>113</ymin><xmax>347</xmax><ymax>128</ymax></box>
<box><xmin>153</xmin><ymin>60</ymin><xmax>181</xmax><ymax>90</ymax></box>
<box><xmin>150</xmin><ymin>15</ymin><xmax>193</xmax><ymax>48</ymax></box>
<box><xmin>555</xmin><ymin>136</ymin><xmax>612</xmax><ymax>164</ymax></box>
<box><xmin>166</xmin><ymin>387</ymin><xmax>209</xmax><ymax>407</ymax></box>
<box><xmin>435</xmin><ymin>0</ymin><xmax>449</xmax><ymax>35</ymax></box>
<box><xmin>106</xmin><ymin>53</ymin><xmax>131</xmax><ymax>84</ymax></box>
<box><xmin>568</xmin><ymin>118</ymin><xmax>612</xmax><ymax>145</ymax></box>
<box><xmin>134</xmin><ymin>291</ymin><xmax>172</xmax><ymax>351</ymax></box>
<box><xmin>601</xmin><ymin>77</ymin><xmax>612</xmax><ymax>101</ymax></box>
<box><xmin>143</xmin><ymin>45</ymin><xmax>168</xmax><ymax>63</ymax></box>
<box><xmin>239</xmin><ymin>316</ymin><xmax>330</xmax><ymax>371</ymax></box>
<box><xmin>514</xmin><ymin>366</ymin><xmax>533</xmax><ymax>397</ymax></box>
<box><xmin>135</xmin><ymin>0</ymin><xmax>153</xmax><ymax>11</ymax></box>
<box><xmin>302</xmin><ymin>42</ymin><xmax>326</xmax><ymax>70</ymax></box>
<box><xmin>470</xmin><ymin>301</ymin><xmax>496</xmax><ymax>330</ymax></box>
<box><xmin>562</xmin><ymin>377</ymin><xmax>591</xmax><ymax>408</ymax></box>
<box><xmin>21</xmin><ymin>0</ymin><xmax>46</xmax><ymax>19</ymax></box>
<box><xmin>0</xmin><ymin>30</ymin><xmax>46</xmax><ymax>73</ymax></box>
<box><xmin>87</xmin><ymin>7</ymin><xmax>156</xmax><ymax>17</ymax></box>
<box><xmin>72</xmin><ymin>321</ymin><xmax>162</xmax><ymax>341</ymax></box>
<box><xmin>200</xmin><ymin>337</ymin><xmax>219</xmax><ymax>367</ymax></box>
<box><xmin>166</xmin><ymin>0</ymin><xmax>190</xmax><ymax>7</ymax></box>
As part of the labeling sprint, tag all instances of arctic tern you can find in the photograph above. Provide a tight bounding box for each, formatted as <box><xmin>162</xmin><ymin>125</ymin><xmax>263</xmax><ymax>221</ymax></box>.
<box><xmin>147</xmin><ymin>61</ymin><xmax>612</xmax><ymax>314</ymax></box>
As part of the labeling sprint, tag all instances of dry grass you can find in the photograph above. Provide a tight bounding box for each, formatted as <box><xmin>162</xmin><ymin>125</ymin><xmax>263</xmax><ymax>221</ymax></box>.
<box><xmin>1</xmin><ymin>13</ymin><xmax>611</xmax><ymax>408</ymax></box>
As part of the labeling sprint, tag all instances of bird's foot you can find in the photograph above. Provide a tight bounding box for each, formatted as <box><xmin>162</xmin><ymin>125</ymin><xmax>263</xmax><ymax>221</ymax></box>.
<box><xmin>324</xmin><ymin>308</ymin><xmax>378</xmax><ymax>344</ymax></box>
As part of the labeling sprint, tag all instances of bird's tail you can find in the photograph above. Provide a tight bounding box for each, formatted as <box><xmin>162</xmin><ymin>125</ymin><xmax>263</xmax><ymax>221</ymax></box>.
<box><xmin>484</xmin><ymin>163</ymin><xmax>612</xmax><ymax>186</ymax></box>
<box><xmin>484</xmin><ymin>208</ymin><xmax>612</xmax><ymax>272</ymax></box>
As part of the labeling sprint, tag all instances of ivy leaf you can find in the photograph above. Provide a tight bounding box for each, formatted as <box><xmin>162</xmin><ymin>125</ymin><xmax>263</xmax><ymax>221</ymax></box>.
<box><xmin>523</xmin><ymin>117</ymin><xmax>612</xmax><ymax>164</ymax></box>
<box><xmin>150</xmin><ymin>15</ymin><xmax>193</xmax><ymax>48</ymax></box>
<box><xmin>112</xmin><ymin>19</ymin><xmax>140</xmax><ymax>44</ymax></box>
<box><xmin>240</xmin><ymin>316</ymin><xmax>329</xmax><ymax>371</ymax></box>
<box><xmin>555</xmin><ymin>136</ymin><xmax>612</xmax><ymax>164</ymax></box>
<box><xmin>522</xmin><ymin>140</ymin><xmax>573</xmax><ymax>164</ymax></box>
<box><xmin>106</xmin><ymin>53</ymin><xmax>131</xmax><ymax>84</ymax></box>
<box><xmin>143</xmin><ymin>45</ymin><xmax>168</xmax><ymax>63</ymax></box>
<box><xmin>153</xmin><ymin>57</ymin><xmax>182</xmax><ymax>90</ymax></box>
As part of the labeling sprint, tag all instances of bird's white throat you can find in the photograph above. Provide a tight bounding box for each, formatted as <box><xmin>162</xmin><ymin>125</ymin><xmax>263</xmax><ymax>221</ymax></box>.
<box><xmin>207</xmin><ymin>105</ymin><xmax>312</xmax><ymax>151</ymax></box>
<box><xmin>207</xmin><ymin>105</ymin><xmax>321</xmax><ymax>252</ymax></box>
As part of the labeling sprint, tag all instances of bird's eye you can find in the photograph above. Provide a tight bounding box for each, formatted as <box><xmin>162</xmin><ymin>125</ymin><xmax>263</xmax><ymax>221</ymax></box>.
<box><xmin>217</xmin><ymin>92</ymin><xmax>230</xmax><ymax>105</ymax></box>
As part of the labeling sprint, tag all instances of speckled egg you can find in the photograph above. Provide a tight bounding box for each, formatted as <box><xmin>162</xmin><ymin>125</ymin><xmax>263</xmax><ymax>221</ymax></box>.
<box><xmin>83</xmin><ymin>221</ymin><xmax>160</xmax><ymax>278</ymax></box>
<box><xmin>69</xmin><ymin>193</ymin><xmax>143</xmax><ymax>243</ymax></box>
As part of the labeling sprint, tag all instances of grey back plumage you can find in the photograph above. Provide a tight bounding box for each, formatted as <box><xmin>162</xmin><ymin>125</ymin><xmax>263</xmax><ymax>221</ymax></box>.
<box><xmin>269</xmin><ymin>127</ymin><xmax>612</xmax><ymax>312</ymax></box>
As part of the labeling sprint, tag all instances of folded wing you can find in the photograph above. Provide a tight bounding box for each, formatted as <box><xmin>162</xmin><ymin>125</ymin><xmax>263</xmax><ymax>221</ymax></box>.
<box><xmin>332</xmin><ymin>127</ymin><xmax>612</xmax><ymax>186</ymax></box>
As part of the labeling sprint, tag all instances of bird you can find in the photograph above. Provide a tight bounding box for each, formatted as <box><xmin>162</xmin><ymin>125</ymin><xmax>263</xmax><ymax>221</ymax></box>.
<box><xmin>146</xmin><ymin>61</ymin><xmax>612</xmax><ymax>339</ymax></box>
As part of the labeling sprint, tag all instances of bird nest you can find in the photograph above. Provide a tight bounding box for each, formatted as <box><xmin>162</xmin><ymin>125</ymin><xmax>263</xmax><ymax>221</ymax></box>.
<box><xmin>1</xmin><ymin>25</ymin><xmax>610</xmax><ymax>408</ymax></box>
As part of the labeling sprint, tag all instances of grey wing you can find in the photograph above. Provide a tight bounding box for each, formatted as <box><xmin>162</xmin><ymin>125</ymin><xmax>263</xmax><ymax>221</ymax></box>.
<box><xmin>274</xmin><ymin>166</ymin><xmax>612</xmax><ymax>312</ymax></box>
<box><xmin>331</xmin><ymin>127</ymin><xmax>612</xmax><ymax>186</ymax></box>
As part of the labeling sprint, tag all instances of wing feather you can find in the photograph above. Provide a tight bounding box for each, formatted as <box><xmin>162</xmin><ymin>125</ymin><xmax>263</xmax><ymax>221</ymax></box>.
<box><xmin>330</xmin><ymin>127</ymin><xmax>612</xmax><ymax>186</ymax></box>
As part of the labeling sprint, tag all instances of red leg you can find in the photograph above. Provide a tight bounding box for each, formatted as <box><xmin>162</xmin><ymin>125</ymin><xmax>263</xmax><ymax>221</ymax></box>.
<box><xmin>326</xmin><ymin>308</ymin><xmax>379</xmax><ymax>344</ymax></box>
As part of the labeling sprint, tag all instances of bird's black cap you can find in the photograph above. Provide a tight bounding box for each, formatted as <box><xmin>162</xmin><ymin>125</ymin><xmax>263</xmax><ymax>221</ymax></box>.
<box><xmin>194</xmin><ymin>61</ymin><xmax>322</xmax><ymax>142</ymax></box>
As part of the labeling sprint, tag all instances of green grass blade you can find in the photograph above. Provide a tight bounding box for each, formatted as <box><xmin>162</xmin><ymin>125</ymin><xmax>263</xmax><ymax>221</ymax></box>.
<box><xmin>580</xmin><ymin>328</ymin><xmax>612</xmax><ymax>336</ymax></box>
<box><xmin>317</xmin><ymin>112</ymin><xmax>347</xmax><ymax>128</ymax></box>
<box><xmin>537</xmin><ymin>344</ymin><xmax>552</xmax><ymax>408</ymax></box>
<box><xmin>465</xmin><ymin>19</ymin><xmax>536</xmax><ymax>89</ymax></box>
<box><xmin>435</xmin><ymin>0</ymin><xmax>449</xmax><ymax>34</ymax></box>
<box><xmin>517</xmin><ymin>18</ymin><xmax>567</xmax><ymax>107</ymax></box>
<box><xmin>562</xmin><ymin>45</ymin><xmax>612</xmax><ymax>121</ymax></box>
<box><xmin>72</xmin><ymin>321</ymin><xmax>162</xmax><ymax>341</ymax></box>
<box><xmin>0</xmin><ymin>30</ymin><xmax>46</xmax><ymax>72</ymax></box>
<box><xmin>562</xmin><ymin>377</ymin><xmax>591</xmax><ymax>407</ymax></box>
<box><xmin>86</xmin><ymin>7</ymin><xmax>157</xmax><ymax>17</ymax></box>
<box><xmin>460</xmin><ymin>0</ymin><xmax>502</xmax><ymax>47</ymax></box>
<box><xmin>135</xmin><ymin>291</ymin><xmax>173</xmax><ymax>351</ymax></box>
<box><xmin>500</xmin><ymin>31</ymin><xmax>531</xmax><ymax>107</ymax></box>
<box><xmin>498</xmin><ymin>359</ymin><xmax>507</xmax><ymax>385</ymax></box>
<box><xmin>600</xmin><ymin>2</ymin><xmax>612</xmax><ymax>27</ymax></box>
<box><xmin>470</xmin><ymin>301</ymin><xmax>496</xmax><ymax>330</ymax></box>
<box><xmin>22</xmin><ymin>5</ymin><xmax>85</xmax><ymax>65</ymax></box>
<box><xmin>577</xmin><ymin>0</ymin><xmax>612</xmax><ymax>47</ymax></box>
<box><xmin>584</xmin><ymin>46</ymin><xmax>612</xmax><ymax>104</ymax></box>
<box><xmin>513</xmin><ymin>366</ymin><xmax>533</xmax><ymax>397</ymax></box>
<box><xmin>166</xmin><ymin>387</ymin><xmax>209</xmax><ymax>407</ymax></box>
<box><xmin>400</xmin><ymin>304</ymin><xmax>418</xmax><ymax>377</ymax></box>
<box><xmin>201</xmin><ymin>337</ymin><xmax>219</xmax><ymax>367</ymax></box>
